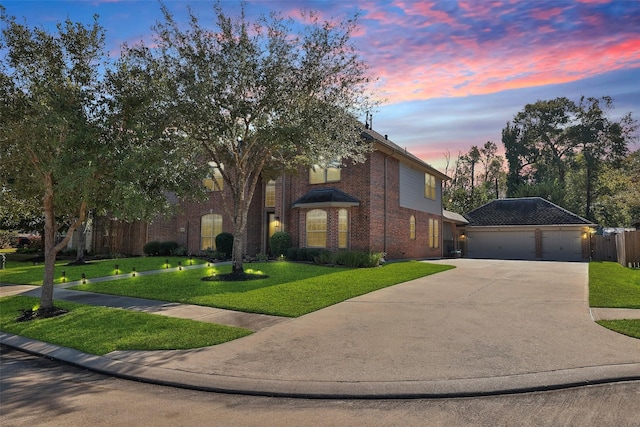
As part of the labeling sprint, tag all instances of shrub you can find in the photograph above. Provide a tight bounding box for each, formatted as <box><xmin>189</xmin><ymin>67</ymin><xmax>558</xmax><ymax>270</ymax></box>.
<box><xmin>143</xmin><ymin>241</ymin><xmax>179</xmax><ymax>256</ymax></box>
<box><xmin>286</xmin><ymin>247</ymin><xmax>299</xmax><ymax>261</ymax></box>
<box><xmin>335</xmin><ymin>250</ymin><xmax>384</xmax><ymax>268</ymax></box>
<box><xmin>143</xmin><ymin>241</ymin><xmax>161</xmax><ymax>256</ymax></box>
<box><xmin>269</xmin><ymin>231</ymin><xmax>291</xmax><ymax>257</ymax></box>
<box><xmin>313</xmin><ymin>249</ymin><xmax>334</xmax><ymax>265</ymax></box>
<box><xmin>171</xmin><ymin>246</ymin><xmax>187</xmax><ymax>256</ymax></box>
<box><xmin>215</xmin><ymin>232</ymin><xmax>234</xmax><ymax>258</ymax></box>
<box><xmin>159</xmin><ymin>241</ymin><xmax>179</xmax><ymax>256</ymax></box>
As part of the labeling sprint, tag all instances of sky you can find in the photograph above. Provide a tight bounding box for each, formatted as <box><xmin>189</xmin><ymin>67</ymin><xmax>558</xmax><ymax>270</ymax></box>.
<box><xmin>2</xmin><ymin>0</ymin><xmax>640</xmax><ymax>173</ymax></box>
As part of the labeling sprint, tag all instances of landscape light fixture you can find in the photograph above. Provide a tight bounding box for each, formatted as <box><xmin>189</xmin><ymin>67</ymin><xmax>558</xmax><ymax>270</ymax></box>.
<box><xmin>189</xmin><ymin>256</ymin><xmax>193</xmax><ymax>265</ymax></box>
<box><xmin>132</xmin><ymin>266</ymin><xmax>136</xmax><ymax>277</ymax></box>
<box><xmin>165</xmin><ymin>259</ymin><xmax>169</xmax><ymax>269</ymax></box>
<box><xmin>61</xmin><ymin>271</ymin><xmax>66</xmax><ymax>282</ymax></box>
<box><xmin>178</xmin><ymin>261</ymin><xmax>182</xmax><ymax>271</ymax></box>
<box><xmin>115</xmin><ymin>264</ymin><xmax>119</xmax><ymax>275</ymax></box>
<box><xmin>81</xmin><ymin>273</ymin><xmax>86</xmax><ymax>284</ymax></box>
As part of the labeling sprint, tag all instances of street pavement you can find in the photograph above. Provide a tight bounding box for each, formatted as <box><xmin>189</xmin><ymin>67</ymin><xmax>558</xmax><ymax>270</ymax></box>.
<box><xmin>1</xmin><ymin>259</ymin><xmax>639</xmax><ymax>398</ymax></box>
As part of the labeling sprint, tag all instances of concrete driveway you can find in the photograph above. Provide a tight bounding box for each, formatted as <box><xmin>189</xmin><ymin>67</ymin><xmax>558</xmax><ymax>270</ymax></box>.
<box><xmin>72</xmin><ymin>258</ymin><xmax>637</xmax><ymax>397</ymax></box>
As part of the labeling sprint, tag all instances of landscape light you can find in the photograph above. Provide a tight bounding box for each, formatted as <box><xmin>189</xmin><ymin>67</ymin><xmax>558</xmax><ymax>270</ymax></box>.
<box><xmin>165</xmin><ymin>259</ymin><xmax>169</xmax><ymax>269</ymax></box>
<box><xmin>115</xmin><ymin>264</ymin><xmax>119</xmax><ymax>275</ymax></box>
<box><xmin>61</xmin><ymin>271</ymin><xmax>66</xmax><ymax>282</ymax></box>
<box><xmin>81</xmin><ymin>273</ymin><xmax>86</xmax><ymax>284</ymax></box>
<box><xmin>178</xmin><ymin>261</ymin><xmax>182</xmax><ymax>271</ymax></box>
<box><xmin>132</xmin><ymin>266</ymin><xmax>136</xmax><ymax>277</ymax></box>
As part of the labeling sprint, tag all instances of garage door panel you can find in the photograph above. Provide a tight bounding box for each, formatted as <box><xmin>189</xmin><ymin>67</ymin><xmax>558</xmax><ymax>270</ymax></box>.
<box><xmin>542</xmin><ymin>230</ymin><xmax>582</xmax><ymax>262</ymax></box>
<box><xmin>467</xmin><ymin>231</ymin><xmax>535</xmax><ymax>260</ymax></box>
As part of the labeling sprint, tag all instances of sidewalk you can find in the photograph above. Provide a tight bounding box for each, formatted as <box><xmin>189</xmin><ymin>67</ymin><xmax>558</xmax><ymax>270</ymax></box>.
<box><xmin>2</xmin><ymin>259</ymin><xmax>639</xmax><ymax>398</ymax></box>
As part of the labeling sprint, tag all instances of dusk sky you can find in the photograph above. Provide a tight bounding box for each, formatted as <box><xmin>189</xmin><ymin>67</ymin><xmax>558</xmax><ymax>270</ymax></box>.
<box><xmin>3</xmin><ymin>0</ymin><xmax>640</xmax><ymax>172</ymax></box>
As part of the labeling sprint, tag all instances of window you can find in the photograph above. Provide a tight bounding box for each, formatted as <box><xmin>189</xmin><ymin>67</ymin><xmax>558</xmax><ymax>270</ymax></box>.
<box><xmin>338</xmin><ymin>209</ymin><xmax>348</xmax><ymax>248</ymax></box>
<box><xmin>306</xmin><ymin>209</ymin><xmax>327</xmax><ymax>248</ymax></box>
<box><xmin>265</xmin><ymin>180</ymin><xmax>276</xmax><ymax>207</ymax></box>
<box><xmin>429</xmin><ymin>218</ymin><xmax>439</xmax><ymax>248</ymax></box>
<box><xmin>410</xmin><ymin>215</ymin><xmax>416</xmax><ymax>240</ymax></box>
<box><xmin>309</xmin><ymin>161</ymin><xmax>341</xmax><ymax>184</ymax></box>
<box><xmin>201</xmin><ymin>214</ymin><xmax>222</xmax><ymax>250</ymax></box>
<box><xmin>204</xmin><ymin>163</ymin><xmax>223</xmax><ymax>191</ymax></box>
<box><xmin>424</xmin><ymin>173</ymin><xmax>436</xmax><ymax>200</ymax></box>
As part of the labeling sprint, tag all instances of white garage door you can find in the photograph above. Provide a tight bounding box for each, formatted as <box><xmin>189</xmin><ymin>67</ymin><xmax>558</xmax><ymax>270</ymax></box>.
<box><xmin>542</xmin><ymin>230</ymin><xmax>583</xmax><ymax>262</ymax></box>
<box><xmin>466</xmin><ymin>231</ymin><xmax>535</xmax><ymax>260</ymax></box>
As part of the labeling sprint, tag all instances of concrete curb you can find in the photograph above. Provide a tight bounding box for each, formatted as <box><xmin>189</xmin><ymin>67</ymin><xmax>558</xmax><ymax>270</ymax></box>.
<box><xmin>3</xmin><ymin>332</ymin><xmax>639</xmax><ymax>399</ymax></box>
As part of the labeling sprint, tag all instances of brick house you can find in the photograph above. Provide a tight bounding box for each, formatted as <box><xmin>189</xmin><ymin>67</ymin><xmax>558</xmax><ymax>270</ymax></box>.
<box><xmin>92</xmin><ymin>128</ymin><xmax>451</xmax><ymax>260</ymax></box>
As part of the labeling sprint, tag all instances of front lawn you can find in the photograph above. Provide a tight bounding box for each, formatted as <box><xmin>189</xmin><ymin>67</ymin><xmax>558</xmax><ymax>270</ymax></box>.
<box><xmin>590</xmin><ymin>261</ymin><xmax>640</xmax><ymax>339</ymax></box>
<box><xmin>71</xmin><ymin>261</ymin><xmax>454</xmax><ymax>317</ymax></box>
<box><xmin>0</xmin><ymin>256</ymin><xmax>204</xmax><ymax>285</ymax></box>
<box><xmin>0</xmin><ymin>296</ymin><xmax>252</xmax><ymax>355</ymax></box>
<box><xmin>589</xmin><ymin>262</ymin><xmax>640</xmax><ymax>308</ymax></box>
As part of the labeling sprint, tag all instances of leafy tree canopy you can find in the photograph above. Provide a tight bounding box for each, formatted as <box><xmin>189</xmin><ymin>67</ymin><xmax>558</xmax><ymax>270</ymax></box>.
<box><xmin>119</xmin><ymin>2</ymin><xmax>378</xmax><ymax>273</ymax></box>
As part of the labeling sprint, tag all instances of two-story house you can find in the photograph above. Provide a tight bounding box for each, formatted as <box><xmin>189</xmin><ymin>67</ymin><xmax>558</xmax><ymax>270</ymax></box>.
<box><xmin>92</xmin><ymin>128</ymin><xmax>451</xmax><ymax>260</ymax></box>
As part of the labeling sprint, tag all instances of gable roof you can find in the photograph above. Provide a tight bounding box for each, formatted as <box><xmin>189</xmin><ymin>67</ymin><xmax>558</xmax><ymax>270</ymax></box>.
<box><xmin>463</xmin><ymin>197</ymin><xmax>594</xmax><ymax>227</ymax></box>
<box><xmin>292</xmin><ymin>187</ymin><xmax>360</xmax><ymax>208</ymax></box>
<box><xmin>361</xmin><ymin>127</ymin><xmax>449</xmax><ymax>181</ymax></box>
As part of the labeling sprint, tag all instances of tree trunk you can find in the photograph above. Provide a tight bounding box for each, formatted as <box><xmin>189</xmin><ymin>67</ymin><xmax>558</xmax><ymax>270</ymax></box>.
<box><xmin>40</xmin><ymin>173</ymin><xmax>87</xmax><ymax>309</ymax></box>
<box><xmin>41</xmin><ymin>176</ymin><xmax>57</xmax><ymax>309</ymax></box>
<box><xmin>75</xmin><ymin>221</ymin><xmax>87</xmax><ymax>264</ymax></box>
<box><xmin>231</xmin><ymin>202</ymin><xmax>249</xmax><ymax>275</ymax></box>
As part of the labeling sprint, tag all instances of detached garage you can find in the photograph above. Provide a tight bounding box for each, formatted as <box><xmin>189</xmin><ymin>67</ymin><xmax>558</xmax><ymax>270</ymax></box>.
<box><xmin>462</xmin><ymin>197</ymin><xmax>594</xmax><ymax>262</ymax></box>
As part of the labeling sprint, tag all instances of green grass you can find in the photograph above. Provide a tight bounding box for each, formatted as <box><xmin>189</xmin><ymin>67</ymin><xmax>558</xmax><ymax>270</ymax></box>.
<box><xmin>71</xmin><ymin>261</ymin><xmax>454</xmax><ymax>317</ymax></box>
<box><xmin>0</xmin><ymin>256</ymin><xmax>204</xmax><ymax>285</ymax></box>
<box><xmin>596</xmin><ymin>320</ymin><xmax>640</xmax><ymax>339</ymax></box>
<box><xmin>0</xmin><ymin>296</ymin><xmax>252</xmax><ymax>355</ymax></box>
<box><xmin>589</xmin><ymin>262</ymin><xmax>640</xmax><ymax>308</ymax></box>
<box><xmin>590</xmin><ymin>261</ymin><xmax>640</xmax><ymax>339</ymax></box>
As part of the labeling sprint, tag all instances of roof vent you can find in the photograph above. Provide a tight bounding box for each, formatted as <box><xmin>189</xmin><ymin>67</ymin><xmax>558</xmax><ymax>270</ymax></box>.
<box><xmin>384</xmin><ymin>134</ymin><xmax>388</xmax><ymax>140</ymax></box>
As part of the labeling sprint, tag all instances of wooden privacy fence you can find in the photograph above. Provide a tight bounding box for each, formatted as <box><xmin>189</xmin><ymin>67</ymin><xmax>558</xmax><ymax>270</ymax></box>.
<box><xmin>592</xmin><ymin>231</ymin><xmax>640</xmax><ymax>267</ymax></box>
<box><xmin>616</xmin><ymin>231</ymin><xmax>640</xmax><ymax>268</ymax></box>
<box><xmin>592</xmin><ymin>235</ymin><xmax>617</xmax><ymax>262</ymax></box>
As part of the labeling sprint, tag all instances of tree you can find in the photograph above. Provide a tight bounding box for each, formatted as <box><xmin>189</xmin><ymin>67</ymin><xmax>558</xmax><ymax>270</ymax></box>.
<box><xmin>570</xmin><ymin>96</ymin><xmax>636</xmax><ymax>221</ymax></box>
<box><xmin>0</xmin><ymin>8</ymin><xmax>203</xmax><ymax>310</ymax></box>
<box><xmin>443</xmin><ymin>142</ymin><xmax>505</xmax><ymax>213</ymax></box>
<box><xmin>0</xmin><ymin>10</ymin><xmax>106</xmax><ymax>310</ymax></box>
<box><xmin>502</xmin><ymin>96</ymin><xmax>636</xmax><ymax>221</ymax></box>
<box><xmin>122</xmin><ymin>2</ymin><xmax>376</xmax><ymax>275</ymax></box>
<box><xmin>502</xmin><ymin>97</ymin><xmax>576</xmax><ymax>197</ymax></box>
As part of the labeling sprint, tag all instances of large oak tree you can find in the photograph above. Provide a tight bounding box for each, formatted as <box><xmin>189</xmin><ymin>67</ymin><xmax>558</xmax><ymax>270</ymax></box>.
<box><xmin>121</xmin><ymin>3</ymin><xmax>377</xmax><ymax>274</ymax></box>
<box><xmin>0</xmin><ymin>8</ymin><xmax>203</xmax><ymax>310</ymax></box>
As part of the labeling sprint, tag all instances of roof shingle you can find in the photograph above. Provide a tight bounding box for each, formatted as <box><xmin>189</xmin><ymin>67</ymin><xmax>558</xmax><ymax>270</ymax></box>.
<box><xmin>463</xmin><ymin>197</ymin><xmax>594</xmax><ymax>226</ymax></box>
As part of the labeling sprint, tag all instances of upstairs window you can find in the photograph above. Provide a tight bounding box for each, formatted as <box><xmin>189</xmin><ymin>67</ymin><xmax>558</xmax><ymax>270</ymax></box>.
<box><xmin>204</xmin><ymin>162</ymin><xmax>223</xmax><ymax>191</ymax></box>
<box><xmin>265</xmin><ymin>179</ymin><xmax>276</xmax><ymax>207</ymax></box>
<box><xmin>309</xmin><ymin>160</ymin><xmax>341</xmax><ymax>184</ymax></box>
<box><xmin>425</xmin><ymin>173</ymin><xmax>436</xmax><ymax>200</ymax></box>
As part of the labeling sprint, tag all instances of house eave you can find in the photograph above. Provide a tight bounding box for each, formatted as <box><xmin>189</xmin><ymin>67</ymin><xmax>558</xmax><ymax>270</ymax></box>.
<box><xmin>292</xmin><ymin>201</ymin><xmax>360</xmax><ymax>209</ymax></box>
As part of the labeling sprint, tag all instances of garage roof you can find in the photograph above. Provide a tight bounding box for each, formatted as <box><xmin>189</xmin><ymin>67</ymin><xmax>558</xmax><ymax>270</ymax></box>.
<box><xmin>464</xmin><ymin>197</ymin><xmax>595</xmax><ymax>226</ymax></box>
